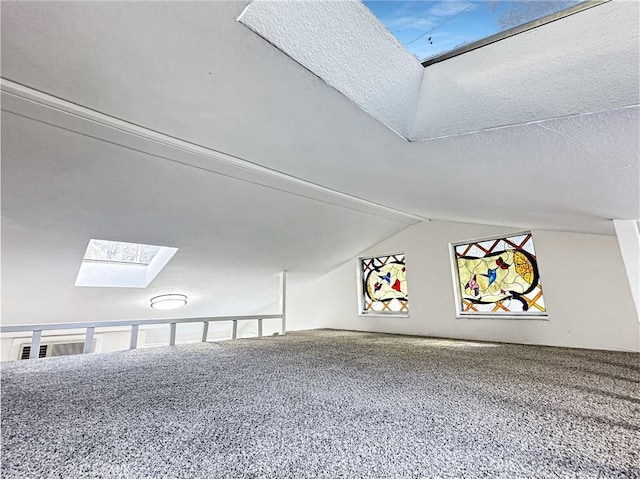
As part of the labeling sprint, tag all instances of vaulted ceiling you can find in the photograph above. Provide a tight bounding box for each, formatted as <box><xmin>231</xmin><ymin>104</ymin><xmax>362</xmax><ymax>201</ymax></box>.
<box><xmin>1</xmin><ymin>1</ymin><xmax>638</xmax><ymax>325</ymax></box>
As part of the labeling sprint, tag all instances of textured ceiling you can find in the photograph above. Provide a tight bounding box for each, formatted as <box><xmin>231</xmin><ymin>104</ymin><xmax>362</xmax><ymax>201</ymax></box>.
<box><xmin>239</xmin><ymin>0</ymin><xmax>639</xmax><ymax>141</ymax></box>
<box><xmin>412</xmin><ymin>0</ymin><xmax>639</xmax><ymax>139</ymax></box>
<box><xmin>1</xmin><ymin>1</ymin><xmax>638</xmax><ymax>325</ymax></box>
<box><xmin>238</xmin><ymin>0</ymin><xmax>424</xmax><ymax>138</ymax></box>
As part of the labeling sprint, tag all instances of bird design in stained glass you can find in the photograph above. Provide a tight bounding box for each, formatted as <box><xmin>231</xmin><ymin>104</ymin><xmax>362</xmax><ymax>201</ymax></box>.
<box><xmin>481</xmin><ymin>267</ymin><xmax>498</xmax><ymax>286</ymax></box>
<box><xmin>365</xmin><ymin>262</ymin><xmax>407</xmax><ymax>302</ymax></box>
<box><xmin>457</xmin><ymin>248</ymin><xmax>540</xmax><ymax>310</ymax></box>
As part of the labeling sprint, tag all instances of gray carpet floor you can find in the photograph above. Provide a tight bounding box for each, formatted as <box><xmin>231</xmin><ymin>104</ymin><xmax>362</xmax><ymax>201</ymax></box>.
<box><xmin>1</xmin><ymin>330</ymin><xmax>639</xmax><ymax>478</ymax></box>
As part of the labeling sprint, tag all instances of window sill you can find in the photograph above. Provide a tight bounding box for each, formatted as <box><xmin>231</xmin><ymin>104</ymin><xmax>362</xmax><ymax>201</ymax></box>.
<box><xmin>456</xmin><ymin>314</ymin><xmax>548</xmax><ymax>321</ymax></box>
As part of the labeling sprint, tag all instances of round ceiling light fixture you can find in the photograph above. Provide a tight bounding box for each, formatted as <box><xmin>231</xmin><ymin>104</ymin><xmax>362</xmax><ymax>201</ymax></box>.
<box><xmin>150</xmin><ymin>294</ymin><xmax>187</xmax><ymax>310</ymax></box>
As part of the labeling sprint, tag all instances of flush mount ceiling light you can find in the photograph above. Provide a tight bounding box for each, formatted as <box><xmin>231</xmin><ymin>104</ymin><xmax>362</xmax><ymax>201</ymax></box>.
<box><xmin>150</xmin><ymin>294</ymin><xmax>187</xmax><ymax>310</ymax></box>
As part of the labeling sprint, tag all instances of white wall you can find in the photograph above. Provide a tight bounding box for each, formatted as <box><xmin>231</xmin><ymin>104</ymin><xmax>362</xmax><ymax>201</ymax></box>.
<box><xmin>287</xmin><ymin>220</ymin><xmax>639</xmax><ymax>352</ymax></box>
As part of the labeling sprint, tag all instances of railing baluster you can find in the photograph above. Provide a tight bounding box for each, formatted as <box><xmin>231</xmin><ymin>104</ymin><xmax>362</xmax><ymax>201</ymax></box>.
<box><xmin>280</xmin><ymin>271</ymin><xmax>287</xmax><ymax>335</ymax></box>
<box><xmin>201</xmin><ymin>321</ymin><xmax>209</xmax><ymax>342</ymax></box>
<box><xmin>30</xmin><ymin>330</ymin><xmax>42</xmax><ymax>359</ymax></box>
<box><xmin>169</xmin><ymin>323</ymin><xmax>177</xmax><ymax>346</ymax></box>
<box><xmin>2</xmin><ymin>315</ymin><xmax>287</xmax><ymax>358</ymax></box>
<box><xmin>83</xmin><ymin>327</ymin><xmax>95</xmax><ymax>354</ymax></box>
<box><xmin>129</xmin><ymin>325</ymin><xmax>139</xmax><ymax>350</ymax></box>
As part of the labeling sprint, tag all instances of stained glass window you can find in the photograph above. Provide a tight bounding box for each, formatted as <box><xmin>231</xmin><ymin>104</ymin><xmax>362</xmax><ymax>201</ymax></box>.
<box><xmin>360</xmin><ymin>253</ymin><xmax>409</xmax><ymax>314</ymax></box>
<box><xmin>453</xmin><ymin>233</ymin><xmax>546</xmax><ymax>316</ymax></box>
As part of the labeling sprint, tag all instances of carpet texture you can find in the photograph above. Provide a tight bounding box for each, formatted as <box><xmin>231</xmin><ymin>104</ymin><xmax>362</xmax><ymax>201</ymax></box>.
<box><xmin>1</xmin><ymin>330</ymin><xmax>639</xmax><ymax>478</ymax></box>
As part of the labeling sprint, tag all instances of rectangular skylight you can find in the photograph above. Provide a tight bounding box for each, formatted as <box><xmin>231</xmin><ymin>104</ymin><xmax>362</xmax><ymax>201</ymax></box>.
<box><xmin>364</xmin><ymin>1</ymin><xmax>606</xmax><ymax>65</ymax></box>
<box><xmin>83</xmin><ymin>239</ymin><xmax>161</xmax><ymax>265</ymax></box>
<box><xmin>76</xmin><ymin>239</ymin><xmax>178</xmax><ymax>288</ymax></box>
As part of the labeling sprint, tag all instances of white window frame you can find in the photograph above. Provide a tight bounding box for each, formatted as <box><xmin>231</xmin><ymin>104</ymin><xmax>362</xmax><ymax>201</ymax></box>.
<box><xmin>357</xmin><ymin>252</ymin><xmax>410</xmax><ymax>318</ymax></box>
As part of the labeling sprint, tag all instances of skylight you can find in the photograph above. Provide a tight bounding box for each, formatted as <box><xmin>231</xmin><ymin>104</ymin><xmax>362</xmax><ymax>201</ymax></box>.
<box><xmin>76</xmin><ymin>240</ymin><xmax>178</xmax><ymax>288</ymax></box>
<box><xmin>364</xmin><ymin>1</ymin><xmax>604</xmax><ymax>65</ymax></box>
<box><xmin>83</xmin><ymin>239</ymin><xmax>161</xmax><ymax>265</ymax></box>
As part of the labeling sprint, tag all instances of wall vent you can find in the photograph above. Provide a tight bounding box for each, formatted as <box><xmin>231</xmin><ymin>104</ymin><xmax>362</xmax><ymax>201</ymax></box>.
<box><xmin>20</xmin><ymin>345</ymin><xmax>48</xmax><ymax>359</ymax></box>
<box><xmin>19</xmin><ymin>342</ymin><xmax>86</xmax><ymax>360</ymax></box>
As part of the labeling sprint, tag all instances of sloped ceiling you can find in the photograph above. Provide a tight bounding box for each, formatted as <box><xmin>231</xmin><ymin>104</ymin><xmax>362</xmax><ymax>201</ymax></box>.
<box><xmin>1</xmin><ymin>1</ymin><xmax>638</xmax><ymax>325</ymax></box>
<box><xmin>1</xmin><ymin>103</ymin><xmax>414</xmax><ymax>324</ymax></box>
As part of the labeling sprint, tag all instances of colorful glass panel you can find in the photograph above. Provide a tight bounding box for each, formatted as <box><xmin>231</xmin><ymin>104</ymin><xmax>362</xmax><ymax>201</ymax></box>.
<box><xmin>454</xmin><ymin>233</ymin><xmax>546</xmax><ymax>315</ymax></box>
<box><xmin>361</xmin><ymin>254</ymin><xmax>408</xmax><ymax>314</ymax></box>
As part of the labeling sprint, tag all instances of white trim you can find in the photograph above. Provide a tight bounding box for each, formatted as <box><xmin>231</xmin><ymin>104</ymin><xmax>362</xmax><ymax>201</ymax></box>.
<box><xmin>613</xmin><ymin>219</ymin><xmax>640</xmax><ymax>320</ymax></box>
<box><xmin>455</xmin><ymin>314</ymin><xmax>549</xmax><ymax>321</ymax></box>
<box><xmin>355</xmin><ymin>260</ymin><xmax>365</xmax><ymax>316</ymax></box>
<box><xmin>0</xmin><ymin>79</ymin><xmax>424</xmax><ymax>225</ymax></box>
<box><xmin>0</xmin><ymin>314</ymin><xmax>283</xmax><ymax>333</ymax></box>
<box><xmin>279</xmin><ymin>271</ymin><xmax>287</xmax><ymax>334</ymax></box>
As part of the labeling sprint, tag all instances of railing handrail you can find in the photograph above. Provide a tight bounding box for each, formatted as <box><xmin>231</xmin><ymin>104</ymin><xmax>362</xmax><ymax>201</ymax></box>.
<box><xmin>0</xmin><ymin>314</ymin><xmax>283</xmax><ymax>334</ymax></box>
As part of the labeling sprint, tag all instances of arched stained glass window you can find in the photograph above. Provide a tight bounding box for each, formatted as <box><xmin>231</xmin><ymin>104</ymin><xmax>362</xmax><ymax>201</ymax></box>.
<box><xmin>360</xmin><ymin>253</ymin><xmax>409</xmax><ymax>315</ymax></box>
<box><xmin>453</xmin><ymin>232</ymin><xmax>546</xmax><ymax>317</ymax></box>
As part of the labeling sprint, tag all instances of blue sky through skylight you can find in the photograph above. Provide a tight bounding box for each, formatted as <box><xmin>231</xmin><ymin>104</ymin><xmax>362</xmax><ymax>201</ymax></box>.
<box><xmin>363</xmin><ymin>1</ymin><xmax>583</xmax><ymax>62</ymax></box>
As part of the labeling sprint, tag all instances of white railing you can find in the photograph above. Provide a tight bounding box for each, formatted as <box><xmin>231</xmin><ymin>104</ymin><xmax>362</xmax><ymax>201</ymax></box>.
<box><xmin>1</xmin><ymin>272</ymin><xmax>287</xmax><ymax>360</ymax></box>
<box><xmin>0</xmin><ymin>314</ymin><xmax>284</xmax><ymax>359</ymax></box>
